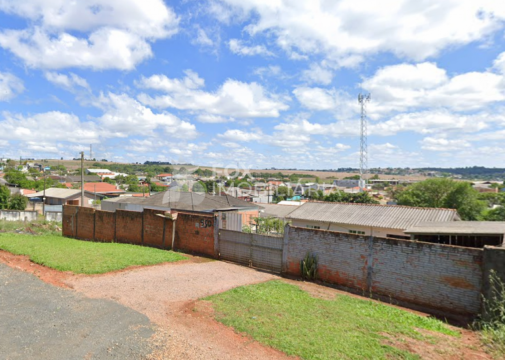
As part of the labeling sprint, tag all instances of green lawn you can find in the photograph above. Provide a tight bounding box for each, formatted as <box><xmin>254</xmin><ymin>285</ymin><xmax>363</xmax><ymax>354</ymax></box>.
<box><xmin>0</xmin><ymin>233</ymin><xmax>187</xmax><ymax>274</ymax></box>
<box><xmin>205</xmin><ymin>280</ymin><xmax>459</xmax><ymax>360</ymax></box>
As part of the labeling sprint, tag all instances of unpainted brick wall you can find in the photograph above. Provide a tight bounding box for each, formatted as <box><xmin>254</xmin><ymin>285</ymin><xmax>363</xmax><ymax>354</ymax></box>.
<box><xmin>115</xmin><ymin>210</ymin><xmax>143</xmax><ymax>245</ymax></box>
<box><xmin>174</xmin><ymin>212</ymin><xmax>216</xmax><ymax>257</ymax></box>
<box><xmin>143</xmin><ymin>209</ymin><xmax>172</xmax><ymax>248</ymax></box>
<box><xmin>75</xmin><ymin>207</ymin><xmax>95</xmax><ymax>240</ymax></box>
<box><xmin>285</xmin><ymin>226</ymin><xmax>483</xmax><ymax>316</ymax></box>
<box><xmin>62</xmin><ymin>205</ymin><xmax>78</xmax><ymax>237</ymax></box>
<box><xmin>95</xmin><ymin>210</ymin><xmax>116</xmax><ymax>242</ymax></box>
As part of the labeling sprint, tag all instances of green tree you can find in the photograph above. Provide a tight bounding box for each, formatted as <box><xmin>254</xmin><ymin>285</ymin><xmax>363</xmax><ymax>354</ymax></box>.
<box><xmin>8</xmin><ymin>194</ymin><xmax>28</xmax><ymax>210</ymax></box>
<box><xmin>304</xmin><ymin>189</ymin><xmax>324</xmax><ymax>200</ymax></box>
<box><xmin>192</xmin><ymin>181</ymin><xmax>207</xmax><ymax>193</ymax></box>
<box><xmin>396</xmin><ymin>178</ymin><xmax>485</xmax><ymax>220</ymax></box>
<box><xmin>275</xmin><ymin>186</ymin><xmax>294</xmax><ymax>202</ymax></box>
<box><xmin>0</xmin><ymin>185</ymin><xmax>10</xmax><ymax>209</ymax></box>
<box><xmin>324</xmin><ymin>191</ymin><xmax>379</xmax><ymax>204</ymax></box>
<box><xmin>483</xmin><ymin>207</ymin><xmax>505</xmax><ymax>221</ymax></box>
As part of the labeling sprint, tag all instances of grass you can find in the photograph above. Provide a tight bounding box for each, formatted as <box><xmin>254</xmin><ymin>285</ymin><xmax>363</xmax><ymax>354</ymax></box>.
<box><xmin>473</xmin><ymin>270</ymin><xmax>505</xmax><ymax>358</ymax></box>
<box><xmin>205</xmin><ymin>280</ymin><xmax>459</xmax><ymax>360</ymax></box>
<box><xmin>0</xmin><ymin>218</ymin><xmax>62</xmax><ymax>236</ymax></box>
<box><xmin>0</xmin><ymin>232</ymin><xmax>187</xmax><ymax>274</ymax></box>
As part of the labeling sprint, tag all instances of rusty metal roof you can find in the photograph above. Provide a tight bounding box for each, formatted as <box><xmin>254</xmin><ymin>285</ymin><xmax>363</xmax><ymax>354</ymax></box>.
<box><xmin>286</xmin><ymin>202</ymin><xmax>460</xmax><ymax>230</ymax></box>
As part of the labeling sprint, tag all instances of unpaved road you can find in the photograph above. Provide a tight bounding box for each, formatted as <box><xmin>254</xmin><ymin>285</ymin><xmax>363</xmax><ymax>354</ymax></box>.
<box><xmin>0</xmin><ymin>250</ymin><xmax>492</xmax><ymax>360</ymax></box>
<box><xmin>67</xmin><ymin>260</ymin><xmax>292</xmax><ymax>360</ymax></box>
<box><xmin>0</xmin><ymin>263</ymin><xmax>154</xmax><ymax>360</ymax></box>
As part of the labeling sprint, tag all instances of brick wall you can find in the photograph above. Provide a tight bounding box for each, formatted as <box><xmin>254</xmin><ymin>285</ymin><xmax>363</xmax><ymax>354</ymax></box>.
<box><xmin>62</xmin><ymin>205</ymin><xmax>78</xmax><ymax>237</ymax></box>
<box><xmin>116</xmin><ymin>210</ymin><xmax>143</xmax><ymax>245</ymax></box>
<box><xmin>75</xmin><ymin>207</ymin><xmax>95</xmax><ymax>240</ymax></box>
<box><xmin>62</xmin><ymin>206</ymin><xmax>215</xmax><ymax>256</ymax></box>
<box><xmin>285</xmin><ymin>226</ymin><xmax>483</xmax><ymax>316</ymax></box>
<box><xmin>95</xmin><ymin>210</ymin><xmax>116</xmax><ymax>242</ymax></box>
<box><xmin>143</xmin><ymin>209</ymin><xmax>172</xmax><ymax>248</ymax></box>
<box><xmin>174</xmin><ymin>212</ymin><xmax>216</xmax><ymax>257</ymax></box>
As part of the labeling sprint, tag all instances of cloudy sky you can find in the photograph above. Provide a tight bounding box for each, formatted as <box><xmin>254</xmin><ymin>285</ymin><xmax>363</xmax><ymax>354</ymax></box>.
<box><xmin>1</xmin><ymin>1</ymin><xmax>505</xmax><ymax>169</ymax></box>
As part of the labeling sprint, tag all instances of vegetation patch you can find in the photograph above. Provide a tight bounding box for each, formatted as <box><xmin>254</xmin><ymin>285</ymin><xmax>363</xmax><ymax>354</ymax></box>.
<box><xmin>206</xmin><ymin>280</ymin><xmax>458</xmax><ymax>360</ymax></box>
<box><xmin>474</xmin><ymin>270</ymin><xmax>505</xmax><ymax>357</ymax></box>
<box><xmin>0</xmin><ymin>233</ymin><xmax>186</xmax><ymax>274</ymax></box>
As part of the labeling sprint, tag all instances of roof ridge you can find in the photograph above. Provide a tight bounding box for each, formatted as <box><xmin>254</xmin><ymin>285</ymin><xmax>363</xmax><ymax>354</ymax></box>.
<box><xmin>305</xmin><ymin>201</ymin><xmax>457</xmax><ymax>212</ymax></box>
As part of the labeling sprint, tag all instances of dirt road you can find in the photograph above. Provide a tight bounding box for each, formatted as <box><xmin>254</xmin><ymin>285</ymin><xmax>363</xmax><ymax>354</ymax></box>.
<box><xmin>67</xmin><ymin>259</ymin><xmax>292</xmax><ymax>360</ymax></box>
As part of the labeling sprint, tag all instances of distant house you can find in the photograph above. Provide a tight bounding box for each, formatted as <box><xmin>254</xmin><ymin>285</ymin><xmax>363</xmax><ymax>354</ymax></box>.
<box><xmin>101</xmin><ymin>190</ymin><xmax>260</xmax><ymax>215</ymax></box>
<box><xmin>155</xmin><ymin>173</ymin><xmax>173</xmax><ymax>182</ymax></box>
<box><xmin>82</xmin><ymin>182</ymin><xmax>125</xmax><ymax>197</ymax></box>
<box><xmin>286</xmin><ymin>202</ymin><xmax>460</xmax><ymax>239</ymax></box>
<box><xmin>65</xmin><ymin>175</ymin><xmax>102</xmax><ymax>183</ymax></box>
<box><xmin>86</xmin><ymin>169</ymin><xmax>113</xmax><ymax>175</ymax></box>
<box><xmin>26</xmin><ymin>188</ymin><xmax>97</xmax><ymax>209</ymax></box>
<box><xmin>333</xmin><ymin>179</ymin><xmax>360</xmax><ymax>188</ymax></box>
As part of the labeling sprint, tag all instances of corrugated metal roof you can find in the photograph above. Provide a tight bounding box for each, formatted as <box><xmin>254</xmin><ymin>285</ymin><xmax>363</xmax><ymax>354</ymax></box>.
<box><xmin>405</xmin><ymin>221</ymin><xmax>505</xmax><ymax>235</ymax></box>
<box><xmin>26</xmin><ymin>188</ymin><xmax>81</xmax><ymax>199</ymax></box>
<box><xmin>102</xmin><ymin>190</ymin><xmax>258</xmax><ymax>212</ymax></box>
<box><xmin>259</xmin><ymin>204</ymin><xmax>299</xmax><ymax>219</ymax></box>
<box><xmin>286</xmin><ymin>202</ymin><xmax>460</xmax><ymax>230</ymax></box>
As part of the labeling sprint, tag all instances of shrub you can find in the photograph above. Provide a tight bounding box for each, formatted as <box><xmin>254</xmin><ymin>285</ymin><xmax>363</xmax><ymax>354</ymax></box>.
<box><xmin>474</xmin><ymin>270</ymin><xmax>505</xmax><ymax>356</ymax></box>
<box><xmin>301</xmin><ymin>252</ymin><xmax>318</xmax><ymax>280</ymax></box>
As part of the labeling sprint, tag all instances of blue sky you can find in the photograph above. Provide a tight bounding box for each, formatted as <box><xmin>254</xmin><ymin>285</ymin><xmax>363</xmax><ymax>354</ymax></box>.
<box><xmin>1</xmin><ymin>1</ymin><xmax>505</xmax><ymax>169</ymax></box>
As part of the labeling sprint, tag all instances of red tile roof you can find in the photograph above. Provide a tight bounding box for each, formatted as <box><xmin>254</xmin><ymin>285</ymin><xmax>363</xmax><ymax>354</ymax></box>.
<box><xmin>82</xmin><ymin>182</ymin><xmax>125</xmax><ymax>193</ymax></box>
<box><xmin>157</xmin><ymin>173</ymin><xmax>172</xmax><ymax>177</ymax></box>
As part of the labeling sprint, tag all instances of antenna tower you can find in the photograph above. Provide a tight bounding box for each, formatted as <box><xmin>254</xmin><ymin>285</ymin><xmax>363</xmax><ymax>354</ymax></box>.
<box><xmin>358</xmin><ymin>93</ymin><xmax>371</xmax><ymax>192</ymax></box>
<box><xmin>90</xmin><ymin>144</ymin><xmax>93</xmax><ymax>160</ymax></box>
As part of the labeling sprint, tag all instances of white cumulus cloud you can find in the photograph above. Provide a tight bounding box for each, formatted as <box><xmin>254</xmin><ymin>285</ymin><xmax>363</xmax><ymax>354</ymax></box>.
<box><xmin>137</xmin><ymin>70</ymin><xmax>289</xmax><ymax>118</ymax></box>
<box><xmin>0</xmin><ymin>72</ymin><xmax>24</xmax><ymax>101</ymax></box>
<box><xmin>0</xmin><ymin>0</ymin><xmax>179</xmax><ymax>70</ymax></box>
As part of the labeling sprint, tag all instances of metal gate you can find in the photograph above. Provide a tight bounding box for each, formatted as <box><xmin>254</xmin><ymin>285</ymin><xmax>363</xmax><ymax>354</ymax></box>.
<box><xmin>218</xmin><ymin>212</ymin><xmax>243</xmax><ymax>232</ymax></box>
<box><xmin>218</xmin><ymin>229</ymin><xmax>283</xmax><ymax>273</ymax></box>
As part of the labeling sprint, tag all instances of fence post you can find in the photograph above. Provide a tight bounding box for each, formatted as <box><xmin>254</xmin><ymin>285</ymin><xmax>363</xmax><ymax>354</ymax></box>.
<box><xmin>281</xmin><ymin>224</ymin><xmax>290</xmax><ymax>273</ymax></box>
<box><xmin>214</xmin><ymin>215</ymin><xmax>220</xmax><ymax>257</ymax></box>
<box><xmin>366</xmin><ymin>235</ymin><xmax>374</xmax><ymax>292</ymax></box>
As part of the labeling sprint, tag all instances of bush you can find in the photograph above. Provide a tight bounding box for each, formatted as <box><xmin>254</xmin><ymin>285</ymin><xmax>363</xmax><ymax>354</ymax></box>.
<box><xmin>474</xmin><ymin>270</ymin><xmax>505</xmax><ymax>356</ymax></box>
<box><xmin>301</xmin><ymin>252</ymin><xmax>318</xmax><ymax>280</ymax></box>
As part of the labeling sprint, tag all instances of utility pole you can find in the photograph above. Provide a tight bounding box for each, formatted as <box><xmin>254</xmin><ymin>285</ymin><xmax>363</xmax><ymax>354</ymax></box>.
<box><xmin>80</xmin><ymin>152</ymin><xmax>84</xmax><ymax>206</ymax></box>
<box><xmin>42</xmin><ymin>175</ymin><xmax>46</xmax><ymax>215</ymax></box>
<box><xmin>358</xmin><ymin>93</ymin><xmax>371</xmax><ymax>192</ymax></box>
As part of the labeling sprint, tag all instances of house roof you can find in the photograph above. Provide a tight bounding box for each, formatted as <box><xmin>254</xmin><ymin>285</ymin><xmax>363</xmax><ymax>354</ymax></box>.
<box><xmin>65</xmin><ymin>175</ymin><xmax>101</xmax><ymax>182</ymax></box>
<box><xmin>157</xmin><ymin>173</ymin><xmax>172</xmax><ymax>177</ymax></box>
<box><xmin>259</xmin><ymin>203</ymin><xmax>298</xmax><ymax>219</ymax></box>
<box><xmin>87</xmin><ymin>169</ymin><xmax>112</xmax><ymax>173</ymax></box>
<box><xmin>26</xmin><ymin>188</ymin><xmax>81</xmax><ymax>199</ymax></box>
<box><xmin>405</xmin><ymin>221</ymin><xmax>505</xmax><ymax>235</ymax></box>
<box><xmin>82</xmin><ymin>182</ymin><xmax>125</xmax><ymax>193</ymax></box>
<box><xmin>286</xmin><ymin>202</ymin><xmax>460</xmax><ymax>230</ymax></box>
<box><xmin>103</xmin><ymin>190</ymin><xmax>258</xmax><ymax>212</ymax></box>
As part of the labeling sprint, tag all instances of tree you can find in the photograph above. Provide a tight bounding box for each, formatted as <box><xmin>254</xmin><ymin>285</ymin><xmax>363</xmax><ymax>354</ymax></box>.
<box><xmin>192</xmin><ymin>181</ymin><xmax>207</xmax><ymax>193</ymax></box>
<box><xmin>483</xmin><ymin>207</ymin><xmax>505</xmax><ymax>221</ymax></box>
<box><xmin>8</xmin><ymin>194</ymin><xmax>28</xmax><ymax>210</ymax></box>
<box><xmin>395</xmin><ymin>178</ymin><xmax>485</xmax><ymax>220</ymax></box>
<box><xmin>275</xmin><ymin>186</ymin><xmax>294</xmax><ymax>202</ymax></box>
<box><xmin>181</xmin><ymin>184</ymin><xmax>189</xmax><ymax>192</ymax></box>
<box><xmin>0</xmin><ymin>185</ymin><xmax>10</xmax><ymax>209</ymax></box>
<box><xmin>324</xmin><ymin>191</ymin><xmax>379</xmax><ymax>204</ymax></box>
<box><xmin>304</xmin><ymin>189</ymin><xmax>324</xmax><ymax>200</ymax></box>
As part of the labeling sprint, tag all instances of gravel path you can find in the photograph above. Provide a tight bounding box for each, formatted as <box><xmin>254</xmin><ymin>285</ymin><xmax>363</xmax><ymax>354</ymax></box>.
<box><xmin>68</xmin><ymin>260</ymin><xmax>294</xmax><ymax>360</ymax></box>
<box><xmin>0</xmin><ymin>263</ymin><xmax>155</xmax><ymax>360</ymax></box>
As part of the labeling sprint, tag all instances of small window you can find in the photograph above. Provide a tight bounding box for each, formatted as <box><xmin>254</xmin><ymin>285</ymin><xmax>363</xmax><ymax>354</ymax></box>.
<box><xmin>349</xmin><ymin>230</ymin><xmax>365</xmax><ymax>235</ymax></box>
<box><xmin>307</xmin><ymin>225</ymin><xmax>321</xmax><ymax>229</ymax></box>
